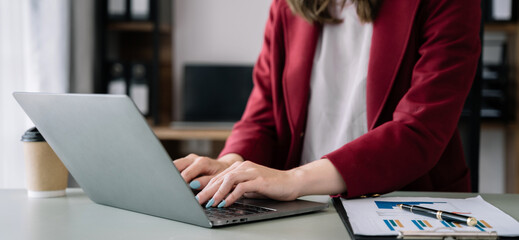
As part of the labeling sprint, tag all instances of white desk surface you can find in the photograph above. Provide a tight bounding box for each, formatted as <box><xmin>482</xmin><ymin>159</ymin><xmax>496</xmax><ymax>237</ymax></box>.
<box><xmin>1</xmin><ymin>189</ymin><xmax>518</xmax><ymax>240</ymax></box>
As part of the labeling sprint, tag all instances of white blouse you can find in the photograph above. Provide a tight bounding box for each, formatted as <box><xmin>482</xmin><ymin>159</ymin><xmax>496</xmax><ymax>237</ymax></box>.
<box><xmin>300</xmin><ymin>1</ymin><xmax>373</xmax><ymax>165</ymax></box>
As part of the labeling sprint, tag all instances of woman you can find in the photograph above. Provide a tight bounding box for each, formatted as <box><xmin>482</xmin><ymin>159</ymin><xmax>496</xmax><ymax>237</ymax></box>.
<box><xmin>174</xmin><ymin>0</ymin><xmax>481</xmax><ymax>208</ymax></box>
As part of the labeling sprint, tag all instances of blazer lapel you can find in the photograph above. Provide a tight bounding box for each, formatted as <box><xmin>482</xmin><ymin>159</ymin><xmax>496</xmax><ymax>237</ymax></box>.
<box><xmin>367</xmin><ymin>0</ymin><xmax>420</xmax><ymax>130</ymax></box>
<box><xmin>281</xmin><ymin>7</ymin><xmax>320</xmax><ymax>135</ymax></box>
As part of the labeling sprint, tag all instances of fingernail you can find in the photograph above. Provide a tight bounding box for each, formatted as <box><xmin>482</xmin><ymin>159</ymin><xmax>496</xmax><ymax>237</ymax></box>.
<box><xmin>205</xmin><ymin>198</ymin><xmax>215</xmax><ymax>208</ymax></box>
<box><xmin>195</xmin><ymin>196</ymin><xmax>199</xmax><ymax>202</ymax></box>
<box><xmin>189</xmin><ymin>180</ymin><xmax>201</xmax><ymax>189</ymax></box>
<box><xmin>217</xmin><ymin>200</ymin><xmax>226</xmax><ymax>208</ymax></box>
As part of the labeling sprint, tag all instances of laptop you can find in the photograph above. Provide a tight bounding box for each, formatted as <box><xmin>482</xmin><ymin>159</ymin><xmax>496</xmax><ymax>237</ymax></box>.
<box><xmin>13</xmin><ymin>92</ymin><xmax>328</xmax><ymax>228</ymax></box>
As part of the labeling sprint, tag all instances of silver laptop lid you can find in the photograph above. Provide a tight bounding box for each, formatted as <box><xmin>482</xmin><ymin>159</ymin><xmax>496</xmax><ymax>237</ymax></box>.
<box><xmin>14</xmin><ymin>93</ymin><xmax>211</xmax><ymax>227</ymax></box>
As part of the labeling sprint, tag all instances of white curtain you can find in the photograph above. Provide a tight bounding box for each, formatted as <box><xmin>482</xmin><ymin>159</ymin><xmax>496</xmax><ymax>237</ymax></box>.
<box><xmin>0</xmin><ymin>0</ymin><xmax>69</xmax><ymax>188</ymax></box>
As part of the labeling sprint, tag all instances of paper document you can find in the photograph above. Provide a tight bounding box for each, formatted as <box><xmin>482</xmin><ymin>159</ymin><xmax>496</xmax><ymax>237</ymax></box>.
<box><xmin>341</xmin><ymin>196</ymin><xmax>519</xmax><ymax>236</ymax></box>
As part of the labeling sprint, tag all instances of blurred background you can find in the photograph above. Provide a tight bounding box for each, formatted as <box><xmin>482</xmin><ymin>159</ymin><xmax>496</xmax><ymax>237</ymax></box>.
<box><xmin>0</xmin><ymin>0</ymin><xmax>518</xmax><ymax>195</ymax></box>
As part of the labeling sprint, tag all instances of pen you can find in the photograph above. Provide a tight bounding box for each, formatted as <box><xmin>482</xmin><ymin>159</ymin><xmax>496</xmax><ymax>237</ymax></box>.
<box><xmin>397</xmin><ymin>204</ymin><xmax>477</xmax><ymax>227</ymax></box>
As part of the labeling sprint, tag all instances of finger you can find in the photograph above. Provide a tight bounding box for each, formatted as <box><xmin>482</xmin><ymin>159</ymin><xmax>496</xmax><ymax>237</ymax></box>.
<box><xmin>173</xmin><ymin>153</ymin><xmax>198</xmax><ymax>172</ymax></box>
<box><xmin>181</xmin><ymin>156</ymin><xmax>213</xmax><ymax>183</ymax></box>
<box><xmin>222</xmin><ymin>181</ymin><xmax>260</xmax><ymax>207</ymax></box>
<box><xmin>211</xmin><ymin>171</ymin><xmax>256</xmax><ymax>208</ymax></box>
<box><xmin>211</xmin><ymin>160</ymin><xmax>242</xmax><ymax>179</ymax></box>
<box><xmin>197</xmin><ymin>162</ymin><xmax>242</xmax><ymax>205</ymax></box>
<box><xmin>189</xmin><ymin>175</ymin><xmax>212</xmax><ymax>190</ymax></box>
<box><xmin>202</xmin><ymin>161</ymin><xmax>241</xmax><ymax>190</ymax></box>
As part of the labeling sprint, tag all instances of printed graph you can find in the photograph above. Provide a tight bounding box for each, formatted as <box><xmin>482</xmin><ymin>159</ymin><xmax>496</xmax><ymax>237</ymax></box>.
<box><xmin>375</xmin><ymin>201</ymin><xmax>447</xmax><ymax>209</ymax></box>
<box><xmin>375</xmin><ymin>200</ymin><xmax>489</xmax><ymax>232</ymax></box>
<box><xmin>382</xmin><ymin>219</ymin><xmax>404</xmax><ymax>231</ymax></box>
<box><xmin>383</xmin><ymin>218</ymin><xmax>493</xmax><ymax>232</ymax></box>
<box><xmin>341</xmin><ymin>196</ymin><xmax>519</xmax><ymax>236</ymax></box>
<box><xmin>383</xmin><ymin>219</ymin><xmax>433</xmax><ymax>231</ymax></box>
<box><xmin>411</xmin><ymin>219</ymin><xmax>433</xmax><ymax>230</ymax></box>
<box><xmin>439</xmin><ymin>220</ymin><xmax>493</xmax><ymax>232</ymax></box>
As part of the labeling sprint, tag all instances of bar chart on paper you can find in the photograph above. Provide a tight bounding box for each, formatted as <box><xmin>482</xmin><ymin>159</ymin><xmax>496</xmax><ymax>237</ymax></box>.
<box><xmin>374</xmin><ymin>200</ymin><xmax>491</xmax><ymax>232</ymax></box>
<box><xmin>340</xmin><ymin>196</ymin><xmax>519</xmax><ymax>237</ymax></box>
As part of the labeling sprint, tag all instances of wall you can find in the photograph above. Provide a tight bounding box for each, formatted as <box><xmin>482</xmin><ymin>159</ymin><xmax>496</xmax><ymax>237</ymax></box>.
<box><xmin>70</xmin><ymin>1</ymin><xmax>95</xmax><ymax>93</ymax></box>
<box><xmin>173</xmin><ymin>0</ymin><xmax>271</xmax><ymax>120</ymax></box>
<box><xmin>480</xmin><ymin>124</ymin><xmax>506</xmax><ymax>193</ymax></box>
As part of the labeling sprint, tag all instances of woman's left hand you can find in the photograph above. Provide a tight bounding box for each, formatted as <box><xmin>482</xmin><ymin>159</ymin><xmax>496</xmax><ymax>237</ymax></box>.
<box><xmin>195</xmin><ymin>161</ymin><xmax>299</xmax><ymax>208</ymax></box>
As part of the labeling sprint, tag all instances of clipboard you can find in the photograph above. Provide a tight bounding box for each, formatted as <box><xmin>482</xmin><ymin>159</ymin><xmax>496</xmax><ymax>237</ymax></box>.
<box><xmin>332</xmin><ymin>197</ymin><xmax>500</xmax><ymax>240</ymax></box>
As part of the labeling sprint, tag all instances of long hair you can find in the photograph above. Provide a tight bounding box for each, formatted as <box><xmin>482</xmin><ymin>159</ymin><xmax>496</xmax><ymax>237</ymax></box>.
<box><xmin>286</xmin><ymin>0</ymin><xmax>381</xmax><ymax>24</ymax></box>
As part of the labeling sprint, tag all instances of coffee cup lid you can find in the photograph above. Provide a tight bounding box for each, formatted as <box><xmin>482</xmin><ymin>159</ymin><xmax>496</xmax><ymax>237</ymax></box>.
<box><xmin>21</xmin><ymin>127</ymin><xmax>45</xmax><ymax>142</ymax></box>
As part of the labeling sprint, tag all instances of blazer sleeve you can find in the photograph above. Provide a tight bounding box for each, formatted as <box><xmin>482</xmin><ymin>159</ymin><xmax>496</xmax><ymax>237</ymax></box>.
<box><xmin>218</xmin><ymin>0</ymin><xmax>281</xmax><ymax>167</ymax></box>
<box><xmin>325</xmin><ymin>0</ymin><xmax>481</xmax><ymax>198</ymax></box>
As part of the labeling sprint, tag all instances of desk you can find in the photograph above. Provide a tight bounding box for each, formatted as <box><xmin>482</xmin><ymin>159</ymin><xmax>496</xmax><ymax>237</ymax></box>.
<box><xmin>1</xmin><ymin>189</ymin><xmax>518</xmax><ymax>240</ymax></box>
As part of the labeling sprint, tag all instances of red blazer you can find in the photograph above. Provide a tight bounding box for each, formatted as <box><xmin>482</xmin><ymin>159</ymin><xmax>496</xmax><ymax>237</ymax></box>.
<box><xmin>220</xmin><ymin>0</ymin><xmax>481</xmax><ymax>198</ymax></box>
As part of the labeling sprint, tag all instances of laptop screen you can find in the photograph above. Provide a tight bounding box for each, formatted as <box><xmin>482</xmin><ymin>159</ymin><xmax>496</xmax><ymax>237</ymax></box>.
<box><xmin>182</xmin><ymin>64</ymin><xmax>253</xmax><ymax>122</ymax></box>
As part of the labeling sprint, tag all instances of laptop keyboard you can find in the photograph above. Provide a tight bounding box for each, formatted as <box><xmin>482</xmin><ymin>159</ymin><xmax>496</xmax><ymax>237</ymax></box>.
<box><xmin>204</xmin><ymin>202</ymin><xmax>275</xmax><ymax>219</ymax></box>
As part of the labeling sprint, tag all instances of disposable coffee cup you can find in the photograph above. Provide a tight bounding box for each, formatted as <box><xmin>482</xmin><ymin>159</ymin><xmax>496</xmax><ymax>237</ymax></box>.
<box><xmin>21</xmin><ymin>127</ymin><xmax>68</xmax><ymax>198</ymax></box>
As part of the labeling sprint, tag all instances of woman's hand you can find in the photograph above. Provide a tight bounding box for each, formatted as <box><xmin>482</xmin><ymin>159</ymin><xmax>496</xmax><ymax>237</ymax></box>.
<box><xmin>173</xmin><ymin>153</ymin><xmax>244</xmax><ymax>190</ymax></box>
<box><xmin>196</xmin><ymin>159</ymin><xmax>347</xmax><ymax>208</ymax></box>
<box><xmin>196</xmin><ymin>161</ymin><xmax>300</xmax><ymax>208</ymax></box>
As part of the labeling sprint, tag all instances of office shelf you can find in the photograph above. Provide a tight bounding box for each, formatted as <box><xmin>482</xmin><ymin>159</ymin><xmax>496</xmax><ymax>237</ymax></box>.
<box><xmin>152</xmin><ymin>127</ymin><xmax>231</xmax><ymax>141</ymax></box>
<box><xmin>94</xmin><ymin>0</ymin><xmax>172</xmax><ymax>125</ymax></box>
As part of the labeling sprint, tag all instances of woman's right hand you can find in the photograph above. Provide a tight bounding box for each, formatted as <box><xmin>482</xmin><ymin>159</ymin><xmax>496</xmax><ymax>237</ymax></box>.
<box><xmin>173</xmin><ymin>153</ymin><xmax>244</xmax><ymax>190</ymax></box>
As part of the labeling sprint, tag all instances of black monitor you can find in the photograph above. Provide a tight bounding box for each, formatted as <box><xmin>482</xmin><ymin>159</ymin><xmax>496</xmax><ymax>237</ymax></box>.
<box><xmin>182</xmin><ymin>64</ymin><xmax>253</xmax><ymax>122</ymax></box>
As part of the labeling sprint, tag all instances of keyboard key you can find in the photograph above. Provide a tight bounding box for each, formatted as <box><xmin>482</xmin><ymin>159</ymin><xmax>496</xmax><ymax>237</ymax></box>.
<box><xmin>204</xmin><ymin>202</ymin><xmax>274</xmax><ymax>219</ymax></box>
